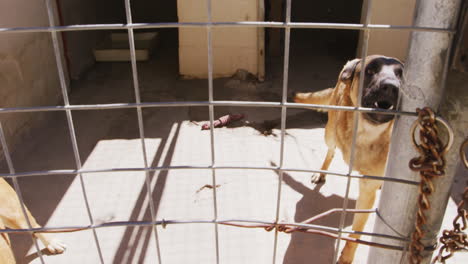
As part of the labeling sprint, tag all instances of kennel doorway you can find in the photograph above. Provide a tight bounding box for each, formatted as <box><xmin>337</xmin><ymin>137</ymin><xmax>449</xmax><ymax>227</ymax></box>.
<box><xmin>284</xmin><ymin>0</ymin><xmax>364</xmax><ymax>95</ymax></box>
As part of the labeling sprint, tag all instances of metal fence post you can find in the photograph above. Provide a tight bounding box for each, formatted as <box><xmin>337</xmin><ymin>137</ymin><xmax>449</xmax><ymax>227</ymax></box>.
<box><xmin>367</xmin><ymin>0</ymin><xmax>462</xmax><ymax>263</ymax></box>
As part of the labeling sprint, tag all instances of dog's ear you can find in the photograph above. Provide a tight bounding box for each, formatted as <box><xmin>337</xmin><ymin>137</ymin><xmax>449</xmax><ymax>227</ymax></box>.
<box><xmin>339</xmin><ymin>58</ymin><xmax>361</xmax><ymax>82</ymax></box>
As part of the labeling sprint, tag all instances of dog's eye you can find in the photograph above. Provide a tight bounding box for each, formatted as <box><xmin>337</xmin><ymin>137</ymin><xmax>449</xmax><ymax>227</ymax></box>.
<box><xmin>366</xmin><ymin>69</ymin><xmax>374</xmax><ymax>75</ymax></box>
<box><xmin>395</xmin><ymin>68</ymin><xmax>403</xmax><ymax>77</ymax></box>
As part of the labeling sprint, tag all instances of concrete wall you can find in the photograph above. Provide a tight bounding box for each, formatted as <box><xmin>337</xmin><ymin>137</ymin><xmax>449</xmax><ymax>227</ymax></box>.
<box><xmin>0</xmin><ymin>0</ymin><xmax>63</xmax><ymax>157</ymax></box>
<box><xmin>61</xmin><ymin>0</ymin><xmax>102</xmax><ymax>80</ymax></box>
<box><xmin>359</xmin><ymin>0</ymin><xmax>417</xmax><ymax>61</ymax></box>
<box><xmin>63</xmin><ymin>29</ymin><xmax>99</xmax><ymax>81</ymax></box>
<box><xmin>177</xmin><ymin>0</ymin><xmax>263</xmax><ymax>79</ymax></box>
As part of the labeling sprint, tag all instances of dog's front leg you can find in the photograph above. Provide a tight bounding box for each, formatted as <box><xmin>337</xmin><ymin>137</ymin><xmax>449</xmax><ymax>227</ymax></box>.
<box><xmin>312</xmin><ymin>147</ymin><xmax>335</xmax><ymax>183</ymax></box>
<box><xmin>337</xmin><ymin>179</ymin><xmax>381</xmax><ymax>264</ymax></box>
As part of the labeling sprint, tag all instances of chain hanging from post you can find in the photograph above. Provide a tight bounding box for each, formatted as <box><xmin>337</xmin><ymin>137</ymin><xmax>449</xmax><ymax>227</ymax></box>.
<box><xmin>408</xmin><ymin>107</ymin><xmax>454</xmax><ymax>264</ymax></box>
<box><xmin>432</xmin><ymin>138</ymin><xmax>468</xmax><ymax>264</ymax></box>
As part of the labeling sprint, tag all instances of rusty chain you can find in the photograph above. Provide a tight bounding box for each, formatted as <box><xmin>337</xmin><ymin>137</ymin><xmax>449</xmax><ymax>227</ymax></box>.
<box><xmin>432</xmin><ymin>138</ymin><xmax>468</xmax><ymax>264</ymax></box>
<box><xmin>408</xmin><ymin>107</ymin><xmax>453</xmax><ymax>264</ymax></box>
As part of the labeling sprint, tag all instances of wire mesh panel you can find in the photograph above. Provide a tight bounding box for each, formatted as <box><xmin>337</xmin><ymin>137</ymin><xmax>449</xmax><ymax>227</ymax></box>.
<box><xmin>0</xmin><ymin>0</ymin><xmax>459</xmax><ymax>264</ymax></box>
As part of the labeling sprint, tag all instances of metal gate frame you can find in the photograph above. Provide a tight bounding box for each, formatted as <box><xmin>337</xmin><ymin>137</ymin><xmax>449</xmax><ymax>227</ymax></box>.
<box><xmin>0</xmin><ymin>0</ymin><xmax>461</xmax><ymax>263</ymax></box>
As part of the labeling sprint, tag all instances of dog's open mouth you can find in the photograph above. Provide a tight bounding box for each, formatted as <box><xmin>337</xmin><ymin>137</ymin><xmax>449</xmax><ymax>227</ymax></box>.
<box><xmin>363</xmin><ymin>100</ymin><xmax>397</xmax><ymax>124</ymax></box>
<box><xmin>374</xmin><ymin>101</ymin><xmax>394</xmax><ymax>110</ymax></box>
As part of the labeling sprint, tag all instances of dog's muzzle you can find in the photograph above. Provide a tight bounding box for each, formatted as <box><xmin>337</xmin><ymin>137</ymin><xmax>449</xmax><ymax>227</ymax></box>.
<box><xmin>362</xmin><ymin>83</ymin><xmax>399</xmax><ymax>124</ymax></box>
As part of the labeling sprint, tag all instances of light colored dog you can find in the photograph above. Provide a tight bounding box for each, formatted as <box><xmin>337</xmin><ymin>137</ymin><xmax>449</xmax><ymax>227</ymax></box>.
<box><xmin>295</xmin><ymin>55</ymin><xmax>403</xmax><ymax>264</ymax></box>
<box><xmin>0</xmin><ymin>178</ymin><xmax>66</xmax><ymax>263</ymax></box>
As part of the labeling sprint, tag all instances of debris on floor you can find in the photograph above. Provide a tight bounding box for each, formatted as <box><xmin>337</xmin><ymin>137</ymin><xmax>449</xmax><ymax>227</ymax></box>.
<box><xmin>232</xmin><ymin>69</ymin><xmax>258</xmax><ymax>82</ymax></box>
<box><xmin>196</xmin><ymin>184</ymin><xmax>222</xmax><ymax>194</ymax></box>
<box><xmin>200</xmin><ymin>114</ymin><xmax>245</xmax><ymax>130</ymax></box>
<box><xmin>256</xmin><ymin>120</ymin><xmax>280</xmax><ymax>136</ymax></box>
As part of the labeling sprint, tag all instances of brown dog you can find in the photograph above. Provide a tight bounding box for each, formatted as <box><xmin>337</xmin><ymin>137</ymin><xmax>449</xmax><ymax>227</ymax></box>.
<box><xmin>0</xmin><ymin>178</ymin><xmax>66</xmax><ymax>263</ymax></box>
<box><xmin>295</xmin><ymin>55</ymin><xmax>403</xmax><ymax>264</ymax></box>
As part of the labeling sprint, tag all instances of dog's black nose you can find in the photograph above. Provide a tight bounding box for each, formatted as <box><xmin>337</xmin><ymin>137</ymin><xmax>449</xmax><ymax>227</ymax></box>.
<box><xmin>380</xmin><ymin>83</ymin><xmax>400</xmax><ymax>101</ymax></box>
<box><xmin>381</xmin><ymin>83</ymin><xmax>398</xmax><ymax>93</ymax></box>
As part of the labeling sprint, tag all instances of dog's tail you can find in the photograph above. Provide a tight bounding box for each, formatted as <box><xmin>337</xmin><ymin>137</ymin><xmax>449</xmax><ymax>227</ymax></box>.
<box><xmin>294</xmin><ymin>88</ymin><xmax>334</xmax><ymax>112</ymax></box>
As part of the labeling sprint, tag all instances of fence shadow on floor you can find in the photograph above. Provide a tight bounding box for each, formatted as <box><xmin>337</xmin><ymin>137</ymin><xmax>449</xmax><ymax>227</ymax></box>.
<box><xmin>111</xmin><ymin>122</ymin><xmax>181</xmax><ymax>264</ymax></box>
<box><xmin>279</xmin><ymin>170</ymin><xmax>356</xmax><ymax>264</ymax></box>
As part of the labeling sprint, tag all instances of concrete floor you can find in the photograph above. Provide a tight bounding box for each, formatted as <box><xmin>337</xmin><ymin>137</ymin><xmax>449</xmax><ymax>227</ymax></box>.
<box><xmin>2</xmin><ymin>29</ymin><xmax>466</xmax><ymax>264</ymax></box>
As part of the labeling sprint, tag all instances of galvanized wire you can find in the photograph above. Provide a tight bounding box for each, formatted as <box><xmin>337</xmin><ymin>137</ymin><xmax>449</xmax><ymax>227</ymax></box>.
<box><xmin>0</xmin><ymin>217</ymin><xmax>408</xmax><ymax>243</ymax></box>
<box><xmin>0</xmin><ymin>0</ymin><xmax>457</xmax><ymax>263</ymax></box>
<box><xmin>0</xmin><ymin>165</ymin><xmax>420</xmax><ymax>186</ymax></box>
<box><xmin>205</xmin><ymin>0</ymin><xmax>221</xmax><ymax>262</ymax></box>
<box><xmin>44</xmin><ymin>0</ymin><xmax>104</xmax><ymax>262</ymax></box>
<box><xmin>272</xmin><ymin>1</ymin><xmax>292</xmax><ymax>262</ymax></box>
<box><xmin>0</xmin><ymin>22</ymin><xmax>455</xmax><ymax>34</ymax></box>
<box><xmin>0</xmin><ymin>101</ymin><xmax>421</xmax><ymax>115</ymax></box>
<box><xmin>123</xmin><ymin>0</ymin><xmax>162</xmax><ymax>262</ymax></box>
<box><xmin>332</xmin><ymin>1</ymin><xmax>373</xmax><ymax>262</ymax></box>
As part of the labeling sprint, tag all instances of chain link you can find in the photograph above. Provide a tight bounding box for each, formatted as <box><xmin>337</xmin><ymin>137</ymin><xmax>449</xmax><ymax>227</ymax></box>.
<box><xmin>432</xmin><ymin>138</ymin><xmax>468</xmax><ymax>263</ymax></box>
<box><xmin>409</xmin><ymin>107</ymin><xmax>450</xmax><ymax>264</ymax></box>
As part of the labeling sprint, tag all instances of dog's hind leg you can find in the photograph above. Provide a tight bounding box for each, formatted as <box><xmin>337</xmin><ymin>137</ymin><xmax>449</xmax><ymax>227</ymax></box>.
<box><xmin>0</xmin><ymin>179</ymin><xmax>66</xmax><ymax>254</ymax></box>
<box><xmin>337</xmin><ymin>179</ymin><xmax>381</xmax><ymax>264</ymax></box>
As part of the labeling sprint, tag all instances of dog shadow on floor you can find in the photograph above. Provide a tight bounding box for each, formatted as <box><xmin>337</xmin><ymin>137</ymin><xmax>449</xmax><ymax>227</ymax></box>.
<box><xmin>277</xmin><ymin>169</ymin><xmax>356</xmax><ymax>264</ymax></box>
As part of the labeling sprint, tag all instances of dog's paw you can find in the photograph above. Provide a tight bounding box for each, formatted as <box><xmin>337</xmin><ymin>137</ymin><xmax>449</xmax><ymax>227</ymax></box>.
<box><xmin>336</xmin><ymin>257</ymin><xmax>352</xmax><ymax>264</ymax></box>
<box><xmin>45</xmin><ymin>238</ymin><xmax>67</xmax><ymax>254</ymax></box>
<box><xmin>311</xmin><ymin>173</ymin><xmax>326</xmax><ymax>184</ymax></box>
<box><xmin>337</xmin><ymin>244</ymin><xmax>356</xmax><ymax>264</ymax></box>
<box><xmin>337</xmin><ymin>254</ymin><xmax>353</xmax><ymax>264</ymax></box>
<box><xmin>336</xmin><ymin>261</ymin><xmax>352</xmax><ymax>264</ymax></box>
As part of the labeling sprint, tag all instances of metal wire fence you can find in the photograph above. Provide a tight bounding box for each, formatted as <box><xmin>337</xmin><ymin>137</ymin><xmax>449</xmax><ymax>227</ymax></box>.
<box><xmin>0</xmin><ymin>0</ymin><xmax>457</xmax><ymax>263</ymax></box>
